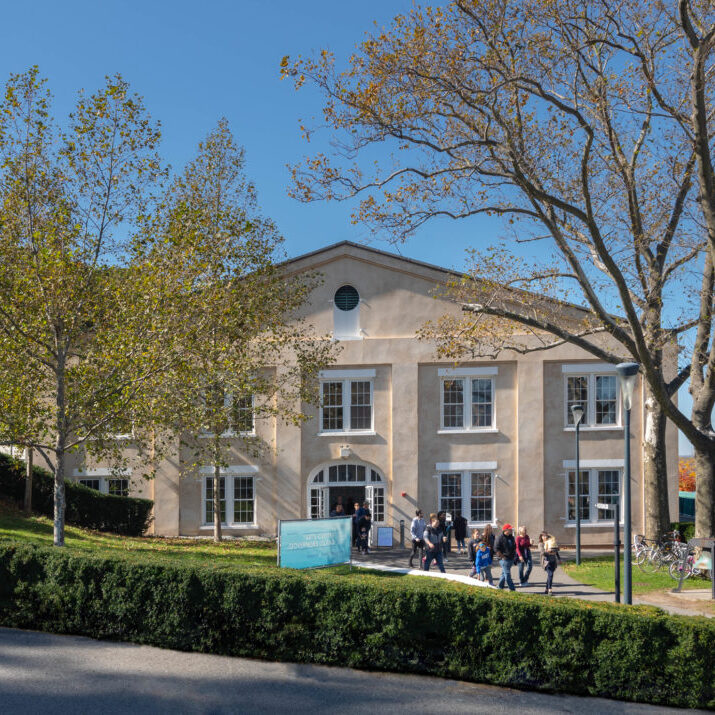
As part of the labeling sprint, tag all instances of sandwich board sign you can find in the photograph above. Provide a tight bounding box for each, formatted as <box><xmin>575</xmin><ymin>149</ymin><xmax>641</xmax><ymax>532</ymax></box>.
<box><xmin>278</xmin><ymin>516</ymin><xmax>352</xmax><ymax>570</ymax></box>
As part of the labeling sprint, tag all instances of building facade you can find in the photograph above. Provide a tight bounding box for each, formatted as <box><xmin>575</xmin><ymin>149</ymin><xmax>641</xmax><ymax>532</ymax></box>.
<box><xmin>67</xmin><ymin>241</ymin><xmax>679</xmax><ymax>545</ymax></box>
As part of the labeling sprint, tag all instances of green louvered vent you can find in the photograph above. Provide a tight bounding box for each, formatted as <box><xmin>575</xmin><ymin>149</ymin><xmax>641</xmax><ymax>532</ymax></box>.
<box><xmin>334</xmin><ymin>285</ymin><xmax>360</xmax><ymax>311</ymax></box>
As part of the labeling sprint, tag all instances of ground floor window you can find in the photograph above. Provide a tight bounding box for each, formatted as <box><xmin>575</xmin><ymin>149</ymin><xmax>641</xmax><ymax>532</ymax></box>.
<box><xmin>439</xmin><ymin>471</ymin><xmax>494</xmax><ymax>525</ymax></box>
<box><xmin>77</xmin><ymin>477</ymin><xmax>129</xmax><ymax>497</ymax></box>
<box><xmin>566</xmin><ymin>468</ymin><xmax>622</xmax><ymax>523</ymax></box>
<box><xmin>203</xmin><ymin>474</ymin><xmax>255</xmax><ymax>526</ymax></box>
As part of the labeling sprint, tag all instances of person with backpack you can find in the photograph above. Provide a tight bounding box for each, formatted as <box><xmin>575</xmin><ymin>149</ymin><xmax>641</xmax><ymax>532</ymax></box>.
<box><xmin>474</xmin><ymin>540</ymin><xmax>494</xmax><ymax>585</ymax></box>
<box><xmin>493</xmin><ymin>523</ymin><xmax>517</xmax><ymax>591</ymax></box>
<box><xmin>423</xmin><ymin>513</ymin><xmax>446</xmax><ymax>573</ymax></box>
<box><xmin>539</xmin><ymin>532</ymin><xmax>561</xmax><ymax>595</ymax></box>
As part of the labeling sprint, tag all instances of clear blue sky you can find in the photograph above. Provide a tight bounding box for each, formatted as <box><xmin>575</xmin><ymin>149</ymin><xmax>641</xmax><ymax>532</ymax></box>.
<box><xmin>0</xmin><ymin>0</ymin><xmax>693</xmax><ymax>456</ymax></box>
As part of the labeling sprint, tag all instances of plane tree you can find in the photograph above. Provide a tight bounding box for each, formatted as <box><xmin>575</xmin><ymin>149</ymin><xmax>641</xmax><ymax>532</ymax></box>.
<box><xmin>283</xmin><ymin>0</ymin><xmax>715</xmax><ymax>536</ymax></box>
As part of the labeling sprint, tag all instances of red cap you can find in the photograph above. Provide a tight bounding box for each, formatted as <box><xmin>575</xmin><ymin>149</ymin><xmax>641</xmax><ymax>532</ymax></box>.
<box><xmin>502</xmin><ymin>523</ymin><xmax>513</xmax><ymax>531</ymax></box>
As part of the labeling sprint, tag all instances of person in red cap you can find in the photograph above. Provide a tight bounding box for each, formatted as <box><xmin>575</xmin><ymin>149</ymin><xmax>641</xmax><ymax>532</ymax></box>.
<box><xmin>493</xmin><ymin>523</ymin><xmax>517</xmax><ymax>591</ymax></box>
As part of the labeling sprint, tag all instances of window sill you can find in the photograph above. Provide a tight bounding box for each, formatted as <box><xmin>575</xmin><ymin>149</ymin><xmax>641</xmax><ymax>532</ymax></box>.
<box><xmin>563</xmin><ymin>426</ymin><xmax>622</xmax><ymax>432</ymax></box>
<box><xmin>437</xmin><ymin>428</ymin><xmax>499</xmax><ymax>435</ymax></box>
<box><xmin>318</xmin><ymin>430</ymin><xmax>376</xmax><ymax>437</ymax></box>
<box><xmin>564</xmin><ymin>522</ymin><xmax>623</xmax><ymax>528</ymax></box>
<box><xmin>198</xmin><ymin>431</ymin><xmax>256</xmax><ymax>439</ymax></box>
<box><xmin>199</xmin><ymin>524</ymin><xmax>258</xmax><ymax>530</ymax></box>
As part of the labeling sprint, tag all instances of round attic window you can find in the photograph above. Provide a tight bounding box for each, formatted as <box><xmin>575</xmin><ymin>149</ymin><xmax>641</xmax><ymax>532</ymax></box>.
<box><xmin>334</xmin><ymin>285</ymin><xmax>360</xmax><ymax>311</ymax></box>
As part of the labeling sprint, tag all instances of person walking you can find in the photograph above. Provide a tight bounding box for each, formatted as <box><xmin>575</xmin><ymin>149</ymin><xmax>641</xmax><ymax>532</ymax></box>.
<box><xmin>467</xmin><ymin>528</ymin><xmax>481</xmax><ymax>576</ymax></box>
<box><xmin>453</xmin><ymin>513</ymin><xmax>468</xmax><ymax>554</ymax></box>
<box><xmin>475</xmin><ymin>540</ymin><xmax>494</xmax><ymax>585</ymax></box>
<box><xmin>516</xmin><ymin>525</ymin><xmax>533</xmax><ymax>586</ymax></box>
<box><xmin>493</xmin><ymin>523</ymin><xmax>517</xmax><ymax>591</ymax></box>
<box><xmin>482</xmin><ymin>523</ymin><xmax>495</xmax><ymax>552</ymax></box>
<box><xmin>423</xmin><ymin>513</ymin><xmax>446</xmax><ymax>573</ymax></box>
<box><xmin>539</xmin><ymin>532</ymin><xmax>561</xmax><ymax>595</ymax></box>
<box><xmin>408</xmin><ymin>509</ymin><xmax>426</xmax><ymax>568</ymax></box>
<box><xmin>357</xmin><ymin>511</ymin><xmax>372</xmax><ymax>554</ymax></box>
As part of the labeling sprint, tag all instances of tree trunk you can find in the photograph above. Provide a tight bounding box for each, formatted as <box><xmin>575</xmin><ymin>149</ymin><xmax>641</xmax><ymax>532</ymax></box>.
<box><xmin>694</xmin><ymin>445</ymin><xmax>715</xmax><ymax>538</ymax></box>
<box><xmin>642</xmin><ymin>392</ymin><xmax>671</xmax><ymax>539</ymax></box>
<box><xmin>213</xmin><ymin>462</ymin><xmax>222</xmax><ymax>543</ymax></box>
<box><xmin>53</xmin><ymin>442</ymin><xmax>65</xmax><ymax>547</ymax></box>
<box><xmin>23</xmin><ymin>447</ymin><xmax>33</xmax><ymax>516</ymax></box>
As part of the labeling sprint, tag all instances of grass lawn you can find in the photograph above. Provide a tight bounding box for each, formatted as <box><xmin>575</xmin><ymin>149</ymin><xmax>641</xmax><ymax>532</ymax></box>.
<box><xmin>0</xmin><ymin>501</ymin><xmax>427</xmax><ymax>587</ymax></box>
<box><xmin>563</xmin><ymin>555</ymin><xmax>708</xmax><ymax>593</ymax></box>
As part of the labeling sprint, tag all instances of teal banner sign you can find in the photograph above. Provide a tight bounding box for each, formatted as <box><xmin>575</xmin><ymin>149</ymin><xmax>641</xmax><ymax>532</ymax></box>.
<box><xmin>278</xmin><ymin>517</ymin><xmax>352</xmax><ymax>569</ymax></box>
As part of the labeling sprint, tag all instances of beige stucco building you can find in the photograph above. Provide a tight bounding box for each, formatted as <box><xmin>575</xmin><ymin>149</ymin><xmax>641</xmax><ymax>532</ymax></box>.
<box><xmin>67</xmin><ymin>241</ymin><xmax>679</xmax><ymax>546</ymax></box>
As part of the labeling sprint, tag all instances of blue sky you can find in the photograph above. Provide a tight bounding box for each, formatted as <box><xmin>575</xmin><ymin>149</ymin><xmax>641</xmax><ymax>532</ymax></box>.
<box><xmin>0</xmin><ymin>0</ymin><xmax>693</xmax><ymax>455</ymax></box>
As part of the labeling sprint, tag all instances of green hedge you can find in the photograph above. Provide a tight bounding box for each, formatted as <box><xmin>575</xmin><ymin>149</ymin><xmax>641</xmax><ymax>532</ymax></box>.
<box><xmin>0</xmin><ymin>453</ymin><xmax>152</xmax><ymax>536</ymax></box>
<box><xmin>0</xmin><ymin>542</ymin><xmax>713</xmax><ymax>709</ymax></box>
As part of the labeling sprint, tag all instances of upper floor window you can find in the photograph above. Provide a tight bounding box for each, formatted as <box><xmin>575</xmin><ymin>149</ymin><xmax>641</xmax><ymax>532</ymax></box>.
<box><xmin>438</xmin><ymin>367</ymin><xmax>497</xmax><ymax>431</ymax></box>
<box><xmin>319</xmin><ymin>369</ymin><xmax>375</xmax><ymax>433</ymax></box>
<box><xmin>563</xmin><ymin>365</ymin><xmax>619</xmax><ymax>427</ymax></box>
<box><xmin>200</xmin><ymin>389</ymin><xmax>254</xmax><ymax>437</ymax></box>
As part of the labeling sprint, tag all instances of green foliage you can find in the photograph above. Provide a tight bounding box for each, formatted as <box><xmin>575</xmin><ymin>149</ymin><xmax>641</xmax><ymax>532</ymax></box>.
<box><xmin>0</xmin><ymin>540</ymin><xmax>713</xmax><ymax>709</ymax></box>
<box><xmin>672</xmin><ymin>522</ymin><xmax>697</xmax><ymax>543</ymax></box>
<box><xmin>0</xmin><ymin>454</ymin><xmax>151</xmax><ymax>536</ymax></box>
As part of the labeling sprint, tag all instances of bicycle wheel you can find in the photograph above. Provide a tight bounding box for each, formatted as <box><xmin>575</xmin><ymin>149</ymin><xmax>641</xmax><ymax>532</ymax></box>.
<box><xmin>668</xmin><ymin>559</ymin><xmax>691</xmax><ymax>580</ymax></box>
<box><xmin>638</xmin><ymin>547</ymin><xmax>663</xmax><ymax>573</ymax></box>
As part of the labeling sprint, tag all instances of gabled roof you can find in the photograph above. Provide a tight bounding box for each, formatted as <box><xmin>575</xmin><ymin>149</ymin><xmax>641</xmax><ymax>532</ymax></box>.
<box><xmin>280</xmin><ymin>240</ymin><xmax>461</xmax><ymax>280</ymax></box>
<box><xmin>281</xmin><ymin>240</ymin><xmax>593</xmax><ymax>318</ymax></box>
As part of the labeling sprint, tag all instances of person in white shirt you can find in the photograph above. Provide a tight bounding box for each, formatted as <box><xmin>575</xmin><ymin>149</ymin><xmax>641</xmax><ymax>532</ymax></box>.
<box><xmin>408</xmin><ymin>509</ymin><xmax>426</xmax><ymax>568</ymax></box>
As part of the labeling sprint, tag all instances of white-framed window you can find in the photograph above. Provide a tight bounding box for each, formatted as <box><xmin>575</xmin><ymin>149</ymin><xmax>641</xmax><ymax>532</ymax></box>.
<box><xmin>76</xmin><ymin>473</ymin><xmax>130</xmax><ymax>497</ymax></box>
<box><xmin>438</xmin><ymin>368</ymin><xmax>497</xmax><ymax>431</ymax></box>
<box><xmin>319</xmin><ymin>369</ymin><xmax>375</xmax><ymax>433</ymax></box>
<box><xmin>437</xmin><ymin>464</ymin><xmax>496</xmax><ymax>525</ymax></box>
<box><xmin>566</xmin><ymin>468</ymin><xmax>622</xmax><ymax>523</ymax></box>
<box><xmin>202</xmin><ymin>472</ymin><xmax>256</xmax><ymax>526</ymax></box>
<box><xmin>200</xmin><ymin>390</ymin><xmax>255</xmax><ymax>437</ymax></box>
<box><xmin>563</xmin><ymin>365</ymin><xmax>620</xmax><ymax>428</ymax></box>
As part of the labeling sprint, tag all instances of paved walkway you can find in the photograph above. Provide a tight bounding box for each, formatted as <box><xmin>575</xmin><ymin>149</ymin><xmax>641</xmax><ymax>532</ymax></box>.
<box><xmin>0</xmin><ymin>627</ymin><xmax>691</xmax><ymax>713</ymax></box>
<box><xmin>354</xmin><ymin>548</ymin><xmax>714</xmax><ymax>617</ymax></box>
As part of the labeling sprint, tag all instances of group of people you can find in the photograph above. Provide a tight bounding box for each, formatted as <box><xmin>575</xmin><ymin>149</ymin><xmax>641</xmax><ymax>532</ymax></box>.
<box><xmin>409</xmin><ymin>510</ymin><xmax>562</xmax><ymax>595</ymax></box>
<box><xmin>328</xmin><ymin>498</ymin><xmax>373</xmax><ymax>555</ymax></box>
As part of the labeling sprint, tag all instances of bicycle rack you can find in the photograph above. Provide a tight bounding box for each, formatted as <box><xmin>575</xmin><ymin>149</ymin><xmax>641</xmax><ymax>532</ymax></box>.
<box><xmin>671</xmin><ymin>537</ymin><xmax>715</xmax><ymax>599</ymax></box>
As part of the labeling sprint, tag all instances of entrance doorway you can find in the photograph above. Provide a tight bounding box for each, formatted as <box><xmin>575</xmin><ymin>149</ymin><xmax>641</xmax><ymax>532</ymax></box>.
<box><xmin>327</xmin><ymin>486</ymin><xmax>365</xmax><ymax>515</ymax></box>
<box><xmin>307</xmin><ymin>462</ymin><xmax>386</xmax><ymax>544</ymax></box>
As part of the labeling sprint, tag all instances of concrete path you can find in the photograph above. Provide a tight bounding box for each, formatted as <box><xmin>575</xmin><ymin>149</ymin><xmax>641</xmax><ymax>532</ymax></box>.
<box><xmin>0</xmin><ymin>627</ymin><xmax>691</xmax><ymax>714</ymax></box>
<box><xmin>355</xmin><ymin>548</ymin><xmax>713</xmax><ymax>617</ymax></box>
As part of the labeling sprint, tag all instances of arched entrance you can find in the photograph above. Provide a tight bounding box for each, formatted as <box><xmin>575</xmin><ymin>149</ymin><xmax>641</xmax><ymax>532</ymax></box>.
<box><xmin>307</xmin><ymin>462</ymin><xmax>386</xmax><ymax>527</ymax></box>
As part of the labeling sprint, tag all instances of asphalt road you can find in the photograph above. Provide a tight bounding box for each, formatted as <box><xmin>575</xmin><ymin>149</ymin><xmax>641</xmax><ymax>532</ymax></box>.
<box><xmin>0</xmin><ymin>628</ymin><xmax>689</xmax><ymax>714</ymax></box>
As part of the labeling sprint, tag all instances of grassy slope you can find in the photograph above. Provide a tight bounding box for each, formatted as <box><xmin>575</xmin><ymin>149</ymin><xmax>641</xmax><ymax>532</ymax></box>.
<box><xmin>563</xmin><ymin>555</ymin><xmax>706</xmax><ymax>593</ymax></box>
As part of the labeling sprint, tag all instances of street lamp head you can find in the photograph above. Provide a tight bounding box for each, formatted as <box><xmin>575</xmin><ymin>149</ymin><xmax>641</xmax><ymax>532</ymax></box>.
<box><xmin>571</xmin><ymin>404</ymin><xmax>584</xmax><ymax>426</ymax></box>
<box><xmin>616</xmin><ymin>362</ymin><xmax>640</xmax><ymax>411</ymax></box>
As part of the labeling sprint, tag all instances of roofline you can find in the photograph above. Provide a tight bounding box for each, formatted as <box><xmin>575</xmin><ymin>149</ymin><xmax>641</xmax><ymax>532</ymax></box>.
<box><xmin>279</xmin><ymin>240</ymin><xmax>464</xmax><ymax>279</ymax></box>
<box><xmin>280</xmin><ymin>240</ymin><xmax>594</xmax><ymax>316</ymax></box>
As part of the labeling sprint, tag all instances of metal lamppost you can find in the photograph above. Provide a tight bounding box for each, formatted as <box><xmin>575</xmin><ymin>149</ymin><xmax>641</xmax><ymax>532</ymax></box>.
<box><xmin>571</xmin><ymin>404</ymin><xmax>585</xmax><ymax>565</ymax></box>
<box><xmin>616</xmin><ymin>362</ymin><xmax>640</xmax><ymax>605</ymax></box>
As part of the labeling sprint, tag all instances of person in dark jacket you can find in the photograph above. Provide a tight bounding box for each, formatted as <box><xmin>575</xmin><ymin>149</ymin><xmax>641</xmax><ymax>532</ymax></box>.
<box><xmin>453</xmin><ymin>514</ymin><xmax>468</xmax><ymax>554</ymax></box>
<box><xmin>467</xmin><ymin>528</ymin><xmax>481</xmax><ymax>576</ymax></box>
<box><xmin>493</xmin><ymin>523</ymin><xmax>517</xmax><ymax>591</ymax></box>
<box><xmin>423</xmin><ymin>513</ymin><xmax>446</xmax><ymax>573</ymax></box>
<box><xmin>357</xmin><ymin>512</ymin><xmax>372</xmax><ymax>554</ymax></box>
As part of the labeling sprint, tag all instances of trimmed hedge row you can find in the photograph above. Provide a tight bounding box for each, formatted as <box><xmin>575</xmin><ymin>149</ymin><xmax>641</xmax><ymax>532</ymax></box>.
<box><xmin>0</xmin><ymin>541</ymin><xmax>713</xmax><ymax>709</ymax></box>
<box><xmin>0</xmin><ymin>453</ymin><xmax>153</xmax><ymax>536</ymax></box>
